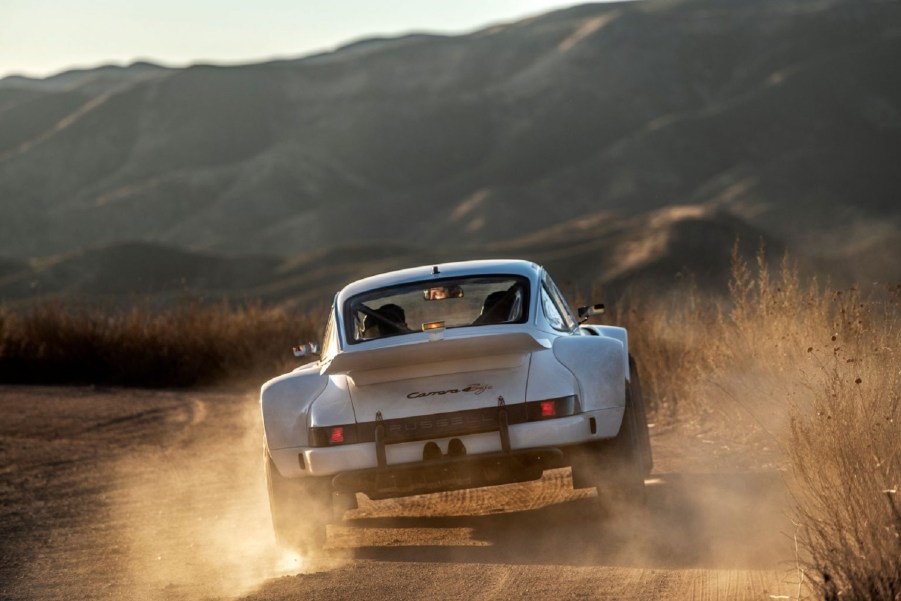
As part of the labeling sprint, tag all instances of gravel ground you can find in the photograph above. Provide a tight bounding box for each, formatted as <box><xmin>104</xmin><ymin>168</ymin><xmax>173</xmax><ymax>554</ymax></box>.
<box><xmin>0</xmin><ymin>386</ymin><xmax>802</xmax><ymax>600</ymax></box>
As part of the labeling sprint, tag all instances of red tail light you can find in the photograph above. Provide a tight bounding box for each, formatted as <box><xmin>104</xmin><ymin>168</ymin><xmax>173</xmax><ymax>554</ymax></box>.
<box><xmin>525</xmin><ymin>395</ymin><xmax>578</xmax><ymax>421</ymax></box>
<box><xmin>329</xmin><ymin>426</ymin><xmax>345</xmax><ymax>444</ymax></box>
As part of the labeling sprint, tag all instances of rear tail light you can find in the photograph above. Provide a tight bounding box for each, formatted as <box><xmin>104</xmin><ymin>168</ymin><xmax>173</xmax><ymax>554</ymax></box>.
<box><xmin>540</xmin><ymin>400</ymin><xmax>557</xmax><ymax>417</ymax></box>
<box><xmin>526</xmin><ymin>395</ymin><xmax>579</xmax><ymax>421</ymax></box>
<box><xmin>310</xmin><ymin>424</ymin><xmax>357</xmax><ymax>447</ymax></box>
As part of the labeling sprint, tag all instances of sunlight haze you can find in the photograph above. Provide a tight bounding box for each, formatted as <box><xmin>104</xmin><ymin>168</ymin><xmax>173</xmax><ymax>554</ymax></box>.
<box><xmin>0</xmin><ymin>0</ymin><xmax>591</xmax><ymax>78</ymax></box>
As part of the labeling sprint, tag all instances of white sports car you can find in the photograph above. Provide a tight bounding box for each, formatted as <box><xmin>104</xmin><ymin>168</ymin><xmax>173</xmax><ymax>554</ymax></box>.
<box><xmin>261</xmin><ymin>259</ymin><xmax>652</xmax><ymax>549</ymax></box>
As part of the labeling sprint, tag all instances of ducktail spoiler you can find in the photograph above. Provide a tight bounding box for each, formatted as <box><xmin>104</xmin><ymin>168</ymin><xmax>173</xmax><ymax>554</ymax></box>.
<box><xmin>322</xmin><ymin>331</ymin><xmax>550</xmax><ymax>377</ymax></box>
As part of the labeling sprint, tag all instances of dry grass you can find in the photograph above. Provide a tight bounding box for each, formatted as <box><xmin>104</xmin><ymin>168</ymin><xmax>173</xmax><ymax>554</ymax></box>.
<box><xmin>786</xmin><ymin>288</ymin><xmax>901</xmax><ymax>600</ymax></box>
<box><xmin>601</xmin><ymin>282</ymin><xmax>723</xmax><ymax>420</ymax></box>
<box><xmin>718</xmin><ymin>249</ymin><xmax>899</xmax><ymax>600</ymax></box>
<box><xmin>0</xmin><ymin>301</ymin><xmax>320</xmax><ymax>388</ymax></box>
<box><xmin>610</xmin><ymin>245</ymin><xmax>900</xmax><ymax>600</ymax></box>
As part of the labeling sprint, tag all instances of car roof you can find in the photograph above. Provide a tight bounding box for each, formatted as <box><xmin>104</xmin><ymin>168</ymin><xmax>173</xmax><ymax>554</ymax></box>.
<box><xmin>335</xmin><ymin>259</ymin><xmax>543</xmax><ymax>306</ymax></box>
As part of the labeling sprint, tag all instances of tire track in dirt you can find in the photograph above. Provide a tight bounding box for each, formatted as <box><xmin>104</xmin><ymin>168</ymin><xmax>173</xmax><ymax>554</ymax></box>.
<box><xmin>0</xmin><ymin>387</ymin><xmax>250</xmax><ymax>601</ymax></box>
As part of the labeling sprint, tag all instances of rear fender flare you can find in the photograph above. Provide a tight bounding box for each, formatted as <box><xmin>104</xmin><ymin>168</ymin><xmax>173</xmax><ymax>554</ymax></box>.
<box><xmin>261</xmin><ymin>368</ymin><xmax>330</xmax><ymax>450</ymax></box>
<box><xmin>552</xmin><ymin>335</ymin><xmax>626</xmax><ymax>412</ymax></box>
<box><xmin>579</xmin><ymin>325</ymin><xmax>630</xmax><ymax>380</ymax></box>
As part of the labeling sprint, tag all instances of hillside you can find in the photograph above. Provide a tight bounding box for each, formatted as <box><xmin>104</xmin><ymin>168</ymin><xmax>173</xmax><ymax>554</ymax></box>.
<box><xmin>1</xmin><ymin>0</ymin><xmax>899</xmax><ymax>302</ymax></box>
<box><xmin>0</xmin><ymin>207</ymin><xmax>788</xmax><ymax>307</ymax></box>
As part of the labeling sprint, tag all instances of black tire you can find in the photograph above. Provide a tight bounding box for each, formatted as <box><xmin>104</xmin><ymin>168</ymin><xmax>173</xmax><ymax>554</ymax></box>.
<box><xmin>265</xmin><ymin>451</ymin><xmax>333</xmax><ymax>553</ymax></box>
<box><xmin>628</xmin><ymin>354</ymin><xmax>654</xmax><ymax>477</ymax></box>
<box><xmin>569</xmin><ymin>379</ymin><xmax>647</xmax><ymax>512</ymax></box>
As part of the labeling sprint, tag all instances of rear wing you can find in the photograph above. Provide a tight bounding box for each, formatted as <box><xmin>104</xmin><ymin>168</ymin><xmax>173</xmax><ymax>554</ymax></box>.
<box><xmin>322</xmin><ymin>331</ymin><xmax>549</xmax><ymax>380</ymax></box>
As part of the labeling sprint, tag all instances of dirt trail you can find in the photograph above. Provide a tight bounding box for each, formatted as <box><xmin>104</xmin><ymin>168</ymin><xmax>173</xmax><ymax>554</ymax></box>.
<box><xmin>0</xmin><ymin>386</ymin><xmax>802</xmax><ymax>600</ymax></box>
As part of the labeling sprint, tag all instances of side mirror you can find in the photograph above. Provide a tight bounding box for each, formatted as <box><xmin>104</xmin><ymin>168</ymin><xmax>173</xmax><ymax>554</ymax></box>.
<box><xmin>577</xmin><ymin>303</ymin><xmax>605</xmax><ymax>322</ymax></box>
<box><xmin>292</xmin><ymin>342</ymin><xmax>320</xmax><ymax>358</ymax></box>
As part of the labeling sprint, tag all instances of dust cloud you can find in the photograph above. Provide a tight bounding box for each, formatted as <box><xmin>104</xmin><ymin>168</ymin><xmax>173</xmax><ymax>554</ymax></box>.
<box><xmin>332</xmin><ymin>466</ymin><xmax>794</xmax><ymax>577</ymax></box>
<box><xmin>109</xmin><ymin>397</ymin><xmax>330</xmax><ymax>600</ymax></box>
<box><xmin>319</xmin><ymin>366</ymin><xmax>797</xmax><ymax>576</ymax></box>
<box><xmin>1</xmin><ymin>386</ymin><xmax>798</xmax><ymax>600</ymax></box>
<box><xmin>106</xmin><ymin>390</ymin><xmax>795</xmax><ymax>599</ymax></box>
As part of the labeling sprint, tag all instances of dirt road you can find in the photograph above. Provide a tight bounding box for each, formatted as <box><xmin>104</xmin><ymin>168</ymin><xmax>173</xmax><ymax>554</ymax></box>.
<box><xmin>0</xmin><ymin>386</ymin><xmax>802</xmax><ymax>600</ymax></box>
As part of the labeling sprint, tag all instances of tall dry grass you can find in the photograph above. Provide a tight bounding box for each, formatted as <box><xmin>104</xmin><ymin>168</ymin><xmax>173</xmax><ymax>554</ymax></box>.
<box><xmin>602</xmin><ymin>283</ymin><xmax>723</xmax><ymax>420</ymax></box>
<box><xmin>612</xmin><ymin>246</ymin><xmax>900</xmax><ymax>600</ymax></box>
<box><xmin>786</xmin><ymin>289</ymin><xmax>900</xmax><ymax>600</ymax></box>
<box><xmin>719</xmin><ymin>249</ymin><xmax>899</xmax><ymax>600</ymax></box>
<box><xmin>0</xmin><ymin>301</ymin><xmax>319</xmax><ymax>388</ymax></box>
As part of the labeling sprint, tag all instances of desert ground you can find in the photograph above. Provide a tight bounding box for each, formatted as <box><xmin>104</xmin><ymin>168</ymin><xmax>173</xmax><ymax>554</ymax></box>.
<box><xmin>1</xmin><ymin>386</ymin><xmax>803</xmax><ymax>600</ymax></box>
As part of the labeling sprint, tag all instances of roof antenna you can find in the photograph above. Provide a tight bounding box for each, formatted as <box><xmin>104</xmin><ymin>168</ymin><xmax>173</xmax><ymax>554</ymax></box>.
<box><xmin>432</xmin><ymin>265</ymin><xmax>440</xmax><ymax>275</ymax></box>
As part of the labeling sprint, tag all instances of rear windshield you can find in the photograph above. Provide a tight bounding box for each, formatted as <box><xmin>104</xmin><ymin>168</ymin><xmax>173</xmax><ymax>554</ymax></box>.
<box><xmin>344</xmin><ymin>275</ymin><xmax>530</xmax><ymax>344</ymax></box>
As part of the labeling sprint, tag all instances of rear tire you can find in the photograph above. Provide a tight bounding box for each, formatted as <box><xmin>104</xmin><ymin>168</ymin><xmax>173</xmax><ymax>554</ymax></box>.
<box><xmin>265</xmin><ymin>451</ymin><xmax>333</xmax><ymax>553</ymax></box>
<box><xmin>569</xmin><ymin>377</ymin><xmax>648</xmax><ymax>513</ymax></box>
<box><xmin>629</xmin><ymin>355</ymin><xmax>654</xmax><ymax>477</ymax></box>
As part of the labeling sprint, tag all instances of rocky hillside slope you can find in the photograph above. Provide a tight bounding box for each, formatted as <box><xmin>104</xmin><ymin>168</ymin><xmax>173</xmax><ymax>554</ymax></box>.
<box><xmin>1</xmin><ymin>0</ymin><xmax>898</xmax><ymax>302</ymax></box>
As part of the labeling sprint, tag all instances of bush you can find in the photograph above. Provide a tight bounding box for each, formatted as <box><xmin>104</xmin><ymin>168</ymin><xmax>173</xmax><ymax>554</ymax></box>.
<box><xmin>625</xmin><ymin>245</ymin><xmax>901</xmax><ymax>601</ymax></box>
<box><xmin>604</xmin><ymin>245</ymin><xmax>900</xmax><ymax>599</ymax></box>
<box><xmin>602</xmin><ymin>283</ymin><xmax>723</xmax><ymax>419</ymax></box>
<box><xmin>717</xmin><ymin>249</ymin><xmax>900</xmax><ymax>599</ymax></box>
<box><xmin>0</xmin><ymin>301</ymin><xmax>320</xmax><ymax>388</ymax></box>
<box><xmin>787</xmin><ymin>284</ymin><xmax>901</xmax><ymax>600</ymax></box>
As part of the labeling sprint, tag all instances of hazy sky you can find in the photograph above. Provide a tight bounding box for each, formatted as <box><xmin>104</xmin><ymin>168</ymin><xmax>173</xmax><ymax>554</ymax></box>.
<box><xmin>1</xmin><ymin>0</ymin><xmax>591</xmax><ymax>79</ymax></box>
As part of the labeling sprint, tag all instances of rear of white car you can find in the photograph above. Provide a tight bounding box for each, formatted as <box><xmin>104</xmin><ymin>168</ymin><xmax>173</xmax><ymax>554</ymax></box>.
<box><xmin>261</xmin><ymin>260</ymin><xmax>651</xmax><ymax>550</ymax></box>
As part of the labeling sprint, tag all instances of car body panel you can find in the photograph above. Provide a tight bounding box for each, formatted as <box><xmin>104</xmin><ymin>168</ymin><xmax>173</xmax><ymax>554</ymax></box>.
<box><xmin>323</xmin><ymin>328</ymin><xmax>548</xmax><ymax>376</ymax></box>
<box><xmin>346</xmin><ymin>358</ymin><xmax>529</xmax><ymax>422</ymax></box>
<box><xmin>552</xmin><ymin>335</ymin><xmax>625</xmax><ymax>411</ymax></box>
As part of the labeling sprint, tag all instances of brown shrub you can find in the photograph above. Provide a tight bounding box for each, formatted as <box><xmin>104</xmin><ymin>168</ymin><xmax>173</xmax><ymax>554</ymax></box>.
<box><xmin>602</xmin><ymin>283</ymin><xmax>723</xmax><ymax>419</ymax></box>
<box><xmin>602</xmin><ymin>245</ymin><xmax>899</xmax><ymax>599</ymax></box>
<box><xmin>717</xmin><ymin>248</ymin><xmax>900</xmax><ymax>599</ymax></box>
<box><xmin>0</xmin><ymin>301</ymin><xmax>320</xmax><ymax>388</ymax></box>
<box><xmin>787</xmin><ymin>285</ymin><xmax>901</xmax><ymax>600</ymax></box>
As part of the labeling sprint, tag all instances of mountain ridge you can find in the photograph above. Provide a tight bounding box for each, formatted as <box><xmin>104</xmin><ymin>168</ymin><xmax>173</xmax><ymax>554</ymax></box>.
<box><xmin>0</xmin><ymin>206</ymin><xmax>807</xmax><ymax>307</ymax></box>
<box><xmin>1</xmin><ymin>0</ymin><xmax>899</xmax><ymax>304</ymax></box>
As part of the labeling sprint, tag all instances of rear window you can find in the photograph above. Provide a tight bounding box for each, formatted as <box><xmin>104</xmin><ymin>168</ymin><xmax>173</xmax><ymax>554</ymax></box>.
<box><xmin>344</xmin><ymin>275</ymin><xmax>530</xmax><ymax>344</ymax></box>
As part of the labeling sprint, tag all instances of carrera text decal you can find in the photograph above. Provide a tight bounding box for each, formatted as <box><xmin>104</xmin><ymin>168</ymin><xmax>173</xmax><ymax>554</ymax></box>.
<box><xmin>406</xmin><ymin>383</ymin><xmax>493</xmax><ymax>399</ymax></box>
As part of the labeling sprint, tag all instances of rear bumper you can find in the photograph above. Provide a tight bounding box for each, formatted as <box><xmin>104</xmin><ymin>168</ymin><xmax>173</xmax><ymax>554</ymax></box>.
<box><xmin>268</xmin><ymin>406</ymin><xmax>624</xmax><ymax>481</ymax></box>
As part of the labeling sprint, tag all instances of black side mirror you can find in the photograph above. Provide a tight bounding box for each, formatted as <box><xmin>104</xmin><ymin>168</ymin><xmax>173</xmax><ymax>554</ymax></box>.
<box><xmin>577</xmin><ymin>303</ymin><xmax>605</xmax><ymax>322</ymax></box>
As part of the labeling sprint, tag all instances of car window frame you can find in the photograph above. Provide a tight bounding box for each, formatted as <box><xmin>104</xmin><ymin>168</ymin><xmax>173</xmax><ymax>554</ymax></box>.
<box><xmin>320</xmin><ymin>307</ymin><xmax>339</xmax><ymax>361</ymax></box>
<box><xmin>541</xmin><ymin>275</ymin><xmax>578</xmax><ymax>333</ymax></box>
<box><xmin>342</xmin><ymin>274</ymin><xmax>532</xmax><ymax>345</ymax></box>
<box><xmin>540</xmin><ymin>284</ymin><xmax>569</xmax><ymax>331</ymax></box>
